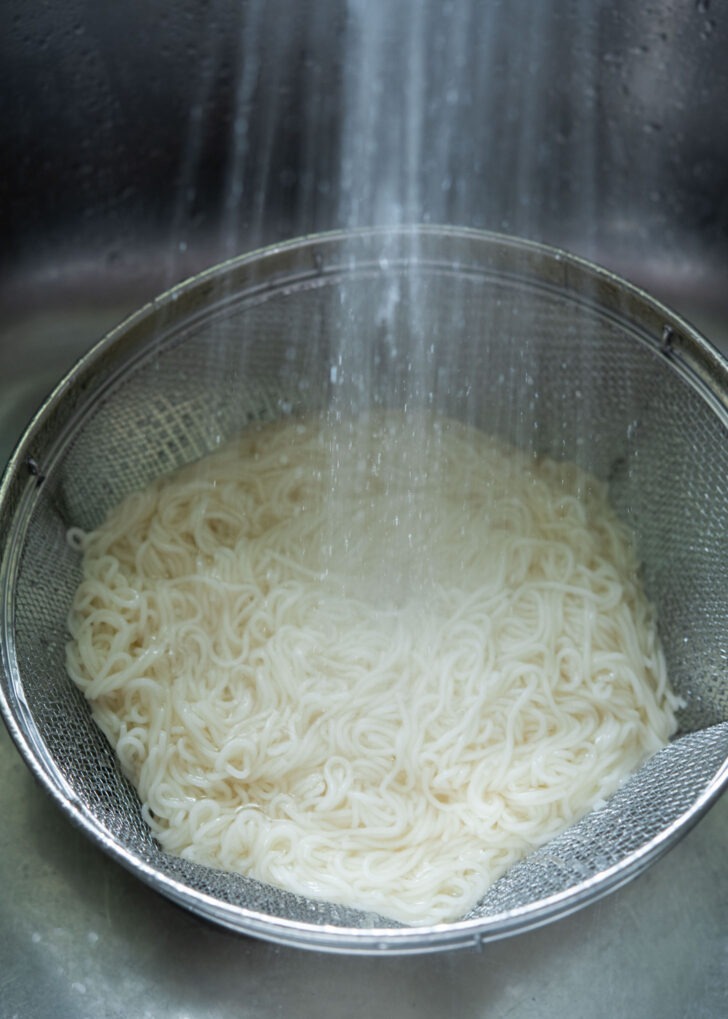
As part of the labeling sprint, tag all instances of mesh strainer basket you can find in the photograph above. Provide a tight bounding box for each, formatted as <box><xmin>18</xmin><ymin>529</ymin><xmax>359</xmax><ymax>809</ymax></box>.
<box><xmin>1</xmin><ymin>227</ymin><xmax>726</xmax><ymax>953</ymax></box>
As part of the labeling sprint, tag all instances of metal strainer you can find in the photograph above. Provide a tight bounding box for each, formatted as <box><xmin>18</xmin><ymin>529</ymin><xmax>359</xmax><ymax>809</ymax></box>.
<box><xmin>1</xmin><ymin>227</ymin><xmax>726</xmax><ymax>954</ymax></box>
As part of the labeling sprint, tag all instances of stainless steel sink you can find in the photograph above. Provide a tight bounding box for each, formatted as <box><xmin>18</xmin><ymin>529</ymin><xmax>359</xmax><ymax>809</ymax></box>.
<box><xmin>1</xmin><ymin>1</ymin><xmax>726</xmax><ymax>1015</ymax></box>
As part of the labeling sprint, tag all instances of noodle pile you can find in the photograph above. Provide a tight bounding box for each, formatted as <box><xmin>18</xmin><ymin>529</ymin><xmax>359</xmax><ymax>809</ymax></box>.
<box><xmin>65</xmin><ymin>413</ymin><xmax>679</xmax><ymax>924</ymax></box>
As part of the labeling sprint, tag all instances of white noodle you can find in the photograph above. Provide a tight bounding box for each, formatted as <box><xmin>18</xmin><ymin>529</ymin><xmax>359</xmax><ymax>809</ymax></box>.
<box><xmin>65</xmin><ymin>412</ymin><xmax>679</xmax><ymax>925</ymax></box>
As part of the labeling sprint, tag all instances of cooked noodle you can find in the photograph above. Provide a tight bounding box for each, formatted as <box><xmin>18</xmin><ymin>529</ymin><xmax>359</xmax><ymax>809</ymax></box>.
<box><xmin>65</xmin><ymin>412</ymin><xmax>679</xmax><ymax>924</ymax></box>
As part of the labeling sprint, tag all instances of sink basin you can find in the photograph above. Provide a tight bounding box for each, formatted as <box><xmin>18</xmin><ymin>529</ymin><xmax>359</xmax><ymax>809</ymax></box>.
<box><xmin>1</xmin><ymin>1</ymin><xmax>726</xmax><ymax>1015</ymax></box>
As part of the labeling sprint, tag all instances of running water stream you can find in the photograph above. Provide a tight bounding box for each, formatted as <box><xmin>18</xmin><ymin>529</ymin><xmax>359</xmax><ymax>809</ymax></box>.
<box><xmin>167</xmin><ymin>0</ymin><xmax>604</xmax><ymax>267</ymax></box>
<box><xmin>167</xmin><ymin>0</ymin><xmax>606</xmax><ymax>595</ymax></box>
